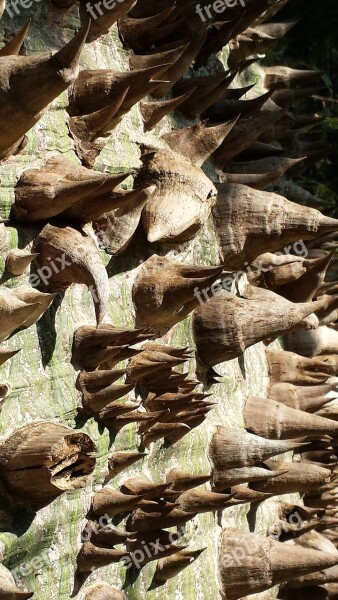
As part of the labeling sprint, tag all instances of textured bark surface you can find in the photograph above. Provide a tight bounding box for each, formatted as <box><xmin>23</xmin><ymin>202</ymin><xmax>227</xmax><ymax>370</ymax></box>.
<box><xmin>0</xmin><ymin>6</ymin><xmax>296</xmax><ymax>600</ymax></box>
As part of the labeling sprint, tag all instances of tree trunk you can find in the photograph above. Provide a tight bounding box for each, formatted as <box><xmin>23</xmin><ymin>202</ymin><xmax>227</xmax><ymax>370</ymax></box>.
<box><xmin>0</xmin><ymin>4</ymin><xmax>321</xmax><ymax>600</ymax></box>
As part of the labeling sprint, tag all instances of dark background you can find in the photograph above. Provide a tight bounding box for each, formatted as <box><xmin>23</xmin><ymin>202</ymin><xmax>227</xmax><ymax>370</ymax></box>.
<box><xmin>266</xmin><ymin>0</ymin><xmax>338</xmax><ymax>209</ymax></box>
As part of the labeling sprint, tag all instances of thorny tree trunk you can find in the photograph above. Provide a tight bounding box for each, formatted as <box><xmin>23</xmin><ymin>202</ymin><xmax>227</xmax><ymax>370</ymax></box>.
<box><xmin>0</xmin><ymin>3</ymin><xmax>334</xmax><ymax>600</ymax></box>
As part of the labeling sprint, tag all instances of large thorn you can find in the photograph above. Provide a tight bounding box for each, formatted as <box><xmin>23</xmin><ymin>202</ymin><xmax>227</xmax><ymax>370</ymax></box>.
<box><xmin>219</xmin><ymin>529</ymin><xmax>338</xmax><ymax>599</ymax></box>
<box><xmin>132</xmin><ymin>255</ymin><xmax>223</xmax><ymax>332</ymax></box>
<box><xmin>244</xmin><ymin>395</ymin><xmax>338</xmax><ymax>439</ymax></box>
<box><xmin>0</xmin><ymin>23</ymin><xmax>89</xmax><ymax>160</ymax></box>
<box><xmin>212</xmin><ymin>182</ymin><xmax>338</xmax><ymax>267</ymax></box>
<box><xmin>162</xmin><ymin>117</ymin><xmax>240</xmax><ymax>167</ymax></box>
<box><xmin>12</xmin><ymin>156</ymin><xmax>130</xmax><ymax>222</ymax></box>
<box><xmin>136</xmin><ymin>146</ymin><xmax>217</xmax><ymax>244</ymax></box>
<box><xmin>32</xmin><ymin>224</ymin><xmax>109</xmax><ymax>325</ymax></box>
<box><xmin>192</xmin><ymin>286</ymin><xmax>326</xmax><ymax>379</ymax></box>
<box><xmin>93</xmin><ymin>185</ymin><xmax>156</xmax><ymax>255</ymax></box>
<box><xmin>0</xmin><ymin>422</ymin><xmax>95</xmax><ymax>509</ymax></box>
<box><xmin>0</xmin><ymin>20</ymin><xmax>31</xmax><ymax>57</ymax></box>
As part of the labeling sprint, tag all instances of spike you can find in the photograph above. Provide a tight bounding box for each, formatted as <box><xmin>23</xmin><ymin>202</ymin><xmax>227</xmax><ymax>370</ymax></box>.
<box><xmin>11</xmin><ymin>286</ymin><xmax>56</xmax><ymax>328</ymax></box>
<box><xmin>105</xmin><ymin>453</ymin><xmax>147</xmax><ymax>485</ymax></box>
<box><xmin>212</xmin><ymin>183</ymin><xmax>338</xmax><ymax>268</ymax></box>
<box><xmin>209</xmin><ymin>426</ymin><xmax>305</xmax><ymax>470</ymax></box>
<box><xmin>267</xmin><ymin>350</ymin><xmax>337</xmax><ymax>386</ymax></box>
<box><xmin>80</xmin><ymin>381</ymin><xmax>134</xmax><ymax>415</ymax></box>
<box><xmin>219</xmin><ymin>529</ymin><xmax>338</xmax><ymax>599</ymax></box>
<box><xmin>134</xmin><ymin>33</ymin><xmax>207</xmax><ymax>98</ymax></box>
<box><xmin>315</xmin><ymin>395</ymin><xmax>338</xmax><ymax>420</ymax></box>
<box><xmin>0</xmin><ymin>23</ymin><xmax>89</xmax><ymax>160</ymax></box>
<box><xmin>70</xmin><ymin>64</ymin><xmax>171</xmax><ymax>115</ymax></box>
<box><xmin>221</xmin><ymin>156</ymin><xmax>306</xmax><ymax>189</ymax></box>
<box><xmin>121</xmin><ymin>477</ymin><xmax>172</xmax><ymax>498</ymax></box>
<box><xmin>84</xmin><ymin>520</ymin><xmax>134</xmax><ymax>546</ymax></box>
<box><xmin>103</xmin><ymin>409</ymin><xmax>167</xmax><ymax>433</ymax></box>
<box><xmin>32</xmin><ymin>224</ymin><xmax>109</xmax><ymax>325</ymax></box>
<box><xmin>57</xmin><ymin>173</ymin><xmax>136</xmax><ymax>224</ymax></box>
<box><xmin>0</xmin><ymin>421</ymin><xmax>95</xmax><ymax>509</ymax></box>
<box><xmin>68</xmin><ymin>92</ymin><xmax>128</xmax><ymax>166</ymax></box>
<box><xmin>91</xmin><ymin>488</ymin><xmax>145</xmax><ymax>518</ymax></box>
<box><xmin>128</xmin><ymin>539</ymin><xmax>187</xmax><ymax>567</ymax></box>
<box><xmin>278</xmin><ymin>254</ymin><xmax>335</xmax><ymax>303</ymax></box>
<box><xmin>118</xmin><ymin>5</ymin><xmax>176</xmax><ymax>51</ymax></box>
<box><xmin>229</xmin><ymin>485</ymin><xmax>272</xmax><ymax>504</ymax></box>
<box><xmin>135</xmin><ymin>146</ymin><xmax>217</xmax><ymax>244</ymax></box>
<box><xmin>12</xmin><ymin>156</ymin><xmax>130</xmax><ymax>222</ymax></box>
<box><xmin>255</xmin><ymin>19</ymin><xmax>300</xmax><ymax>39</ymax></box>
<box><xmin>172</xmin><ymin>71</ymin><xmax>237</xmax><ymax>118</ymax></box>
<box><xmin>154</xmin><ymin>548</ymin><xmax>206</xmax><ymax>583</ymax></box>
<box><xmin>192</xmin><ymin>286</ymin><xmax>325</xmax><ymax>380</ymax></box>
<box><xmin>162</xmin><ymin>117</ymin><xmax>240</xmax><ymax>167</ymax></box>
<box><xmin>126</xmin><ymin>343</ymin><xmax>190</xmax><ymax>383</ymax></box>
<box><xmin>269</xmin><ymin>382</ymin><xmax>337</xmax><ymax>413</ymax></box>
<box><xmin>272</xmin><ymin>86</ymin><xmax>325</xmax><ymax>108</ymax></box>
<box><xmin>247</xmin><ymin>252</ymin><xmax>307</xmax><ymax>289</ymax></box>
<box><xmin>283</xmin><ymin>326</ymin><xmax>338</xmax><ymax>358</ymax></box>
<box><xmin>79</xmin><ymin>0</ymin><xmax>136</xmax><ymax>41</ymax></box>
<box><xmin>140</xmin><ymin>90</ymin><xmax>195</xmax><ymax>131</ymax></box>
<box><xmin>227</xmin><ymin>27</ymin><xmax>285</xmax><ymax>67</ymax></box>
<box><xmin>77</xmin><ymin>541</ymin><xmax>130</xmax><ymax>572</ymax></box>
<box><xmin>141</xmin><ymin>422</ymin><xmax>191</xmax><ymax>446</ymax></box>
<box><xmin>212</xmin><ymin>108</ymin><xmax>287</xmax><ymax>165</ymax></box>
<box><xmin>127</xmin><ymin>505</ymin><xmax>195</xmax><ymax>532</ymax></box>
<box><xmin>0</xmin><ymin>20</ymin><xmax>31</xmax><ymax>57</ymax></box>
<box><xmin>72</xmin><ymin>325</ymin><xmax>150</xmax><ymax>370</ymax></box>
<box><xmin>315</xmin><ymin>296</ymin><xmax>338</xmax><ymax>327</ymax></box>
<box><xmin>204</xmin><ymin>90</ymin><xmax>273</xmax><ymax>122</ymax></box>
<box><xmin>93</xmin><ymin>185</ymin><xmax>156</xmax><ymax>255</ymax></box>
<box><xmin>279</xmin><ymin>503</ymin><xmax>325</xmax><ymax>531</ymax></box>
<box><xmin>244</xmin><ymin>396</ymin><xmax>338</xmax><ymax>439</ymax></box>
<box><xmin>144</xmin><ymin>390</ymin><xmax>209</xmax><ymax>412</ymax></box>
<box><xmin>176</xmin><ymin>489</ymin><xmax>234</xmax><ymax>513</ymax></box>
<box><xmin>212</xmin><ymin>464</ymin><xmax>286</xmax><ymax>492</ymax></box>
<box><xmin>77</xmin><ymin>369</ymin><xmax>127</xmax><ymax>390</ymax></box>
<box><xmin>251</xmin><ymin>461</ymin><xmax>332</xmax><ymax>495</ymax></box>
<box><xmin>166</xmin><ymin>468</ymin><xmax>210</xmax><ymax>491</ymax></box>
<box><xmin>0</xmin><ymin>347</ymin><xmax>21</xmax><ymax>366</ymax></box>
<box><xmin>230</xmin><ymin>0</ymin><xmax>278</xmax><ymax>38</ymax></box>
<box><xmin>127</xmin><ymin>361</ymin><xmax>187</xmax><ymax>386</ymax></box>
<box><xmin>263</xmin><ymin>66</ymin><xmax>324</xmax><ymax>89</ymax></box>
<box><xmin>0</xmin><ymin>290</ymin><xmax>41</xmax><ymax>343</ymax></box>
<box><xmin>133</xmin><ymin>255</ymin><xmax>223</xmax><ymax>332</ymax></box>
<box><xmin>5</xmin><ymin>250</ymin><xmax>39</xmax><ymax>276</ymax></box>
